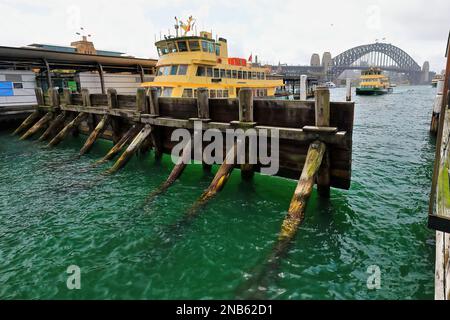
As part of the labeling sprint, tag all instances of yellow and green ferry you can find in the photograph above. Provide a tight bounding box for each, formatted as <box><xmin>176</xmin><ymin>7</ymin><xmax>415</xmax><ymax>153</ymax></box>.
<box><xmin>142</xmin><ymin>18</ymin><xmax>283</xmax><ymax>98</ymax></box>
<box><xmin>356</xmin><ymin>68</ymin><xmax>393</xmax><ymax>96</ymax></box>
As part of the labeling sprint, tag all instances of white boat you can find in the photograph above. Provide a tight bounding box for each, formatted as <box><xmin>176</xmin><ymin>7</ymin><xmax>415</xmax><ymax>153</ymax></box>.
<box><xmin>324</xmin><ymin>81</ymin><xmax>336</xmax><ymax>88</ymax></box>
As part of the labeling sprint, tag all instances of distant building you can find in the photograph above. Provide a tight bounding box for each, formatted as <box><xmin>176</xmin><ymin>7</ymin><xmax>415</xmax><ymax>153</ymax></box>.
<box><xmin>27</xmin><ymin>35</ymin><xmax>126</xmax><ymax>57</ymax></box>
<box><xmin>322</xmin><ymin>52</ymin><xmax>332</xmax><ymax>71</ymax></box>
<box><xmin>422</xmin><ymin>61</ymin><xmax>430</xmax><ymax>83</ymax></box>
<box><xmin>310</xmin><ymin>53</ymin><xmax>321</xmax><ymax>66</ymax></box>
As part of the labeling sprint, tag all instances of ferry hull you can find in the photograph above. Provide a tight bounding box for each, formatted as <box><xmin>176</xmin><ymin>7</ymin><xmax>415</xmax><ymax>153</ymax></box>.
<box><xmin>356</xmin><ymin>87</ymin><xmax>392</xmax><ymax>96</ymax></box>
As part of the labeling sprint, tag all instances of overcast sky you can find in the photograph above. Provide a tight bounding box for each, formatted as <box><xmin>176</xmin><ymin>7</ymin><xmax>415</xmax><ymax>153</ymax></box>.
<box><xmin>0</xmin><ymin>0</ymin><xmax>448</xmax><ymax>71</ymax></box>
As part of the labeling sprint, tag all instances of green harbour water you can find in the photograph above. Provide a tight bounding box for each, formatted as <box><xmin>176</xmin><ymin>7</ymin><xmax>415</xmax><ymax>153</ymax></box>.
<box><xmin>0</xmin><ymin>86</ymin><xmax>437</xmax><ymax>299</ymax></box>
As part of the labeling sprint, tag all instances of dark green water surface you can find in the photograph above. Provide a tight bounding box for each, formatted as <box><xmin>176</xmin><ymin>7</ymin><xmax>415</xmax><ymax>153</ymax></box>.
<box><xmin>0</xmin><ymin>86</ymin><xmax>437</xmax><ymax>299</ymax></box>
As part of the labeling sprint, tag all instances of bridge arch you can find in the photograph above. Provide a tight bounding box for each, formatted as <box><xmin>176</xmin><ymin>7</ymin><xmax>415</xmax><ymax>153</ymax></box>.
<box><xmin>331</xmin><ymin>43</ymin><xmax>421</xmax><ymax>79</ymax></box>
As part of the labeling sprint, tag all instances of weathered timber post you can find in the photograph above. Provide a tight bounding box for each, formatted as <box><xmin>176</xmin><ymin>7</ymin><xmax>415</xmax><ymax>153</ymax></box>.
<box><xmin>107</xmin><ymin>88</ymin><xmax>121</xmax><ymax>145</ymax></box>
<box><xmin>20</xmin><ymin>112</ymin><xmax>53</xmax><ymax>140</ymax></box>
<box><xmin>235</xmin><ymin>88</ymin><xmax>255</xmax><ymax>180</ymax></box>
<box><xmin>47</xmin><ymin>112</ymin><xmax>88</xmax><ymax>147</ymax></box>
<box><xmin>346</xmin><ymin>78</ymin><xmax>352</xmax><ymax>102</ymax></box>
<box><xmin>12</xmin><ymin>110</ymin><xmax>40</xmax><ymax>135</ymax></box>
<box><xmin>148</xmin><ymin>139</ymin><xmax>192</xmax><ymax>200</ymax></box>
<box><xmin>48</xmin><ymin>87</ymin><xmax>60</xmax><ymax>110</ymax></box>
<box><xmin>148</xmin><ymin>87</ymin><xmax>160</xmax><ymax>116</ymax></box>
<box><xmin>79</xmin><ymin>114</ymin><xmax>111</xmax><ymax>156</ymax></box>
<box><xmin>280</xmin><ymin>141</ymin><xmax>326</xmax><ymax>240</ymax></box>
<box><xmin>300</xmin><ymin>75</ymin><xmax>307</xmax><ymax>101</ymax></box>
<box><xmin>186</xmin><ymin>143</ymin><xmax>239</xmax><ymax>216</ymax></box>
<box><xmin>62</xmin><ymin>88</ymin><xmax>71</xmax><ymax>106</ymax></box>
<box><xmin>108</xmin><ymin>125</ymin><xmax>153</xmax><ymax>173</ymax></box>
<box><xmin>136</xmin><ymin>88</ymin><xmax>148</xmax><ymax>113</ymax></box>
<box><xmin>81</xmin><ymin>88</ymin><xmax>91</xmax><ymax>107</ymax></box>
<box><xmin>194</xmin><ymin>88</ymin><xmax>211</xmax><ymax>171</ymax></box>
<box><xmin>197</xmin><ymin>88</ymin><xmax>210</xmax><ymax>120</ymax></box>
<box><xmin>315</xmin><ymin>86</ymin><xmax>331</xmax><ymax>197</ymax></box>
<box><xmin>431</xmin><ymin>80</ymin><xmax>445</xmax><ymax>134</ymax></box>
<box><xmin>38</xmin><ymin>112</ymin><xmax>67</xmax><ymax>141</ymax></box>
<box><xmin>95</xmin><ymin>124</ymin><xmax>143</xmax><ymax>165</ymax></box>
<box><xmin>35</xmin><ymin>88</ymin><xmax>44</xmax><ymax>106</ymax></box>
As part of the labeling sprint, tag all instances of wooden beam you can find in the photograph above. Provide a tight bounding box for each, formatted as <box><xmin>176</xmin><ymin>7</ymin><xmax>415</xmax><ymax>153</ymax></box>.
<box><xmin>20</xmin><ymin>112</ymin><xmax>53</xmax><ymax>140</ymax></box>
<box><xmin>38</xmin><ymin>112</ymin><xmax>66</xmax><ymax>142</ymax></box>
<box><xmin>315</xmin><ymin>86</ymin><xmax>331</xmax><ymax>197</ymax></box>
<box><xmin>239</xmin><ymin>88</ymin><xmax>254</xmax><ymax>123</ymax></box>
<box><xmin>136</xmin><ymin>88</ymin><xmax>148</xmax><ymax>113</ymax></box>
<box><xmin>108</xmin><ymin>125</ymin><xmax>153</xmax><ymax>173</ymax></box>
<box><xmin>79</xmin><ymin>114</ymin><xmax>111</xmax><ymax>156</ymax></box>
<box><xmin>12</xmin><ymin>110</ymin><xmax>40</xmax><ymax>136</ymax></box>
<box><xmin>148</xmin><ymin>87</ymin><xmax>160</xmax><ymax>116</ymax></box>
<box><xmin>95</xmin><ymin>124</ymin><xmax>143</xmax><ymax>165</ymax></box>
<box><xmin>48</xmin><ymin>112</ymin><xmax>88</xmax><ymax>147</ymax></box>
<box><xmin>197</xmin><ymin>88</ymin><xmax>210</xmax><ymax>120</ymax></box>
<box><xmin>280</xmin><ymin>141</ymin><xmax>326</xmax><ymax>240</ymax></box>
<box><xmin>35</xmin><ymin>88</ymin><xmax>44</xmax><ymax>106</ymax></box>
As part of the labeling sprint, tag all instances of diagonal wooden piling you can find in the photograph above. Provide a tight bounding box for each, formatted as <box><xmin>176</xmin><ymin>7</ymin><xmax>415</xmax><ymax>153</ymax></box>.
<box><xmin>12</xmin><ymin>110</ymin><xmax>40</xmax><ymax>136</ymax></box>
<box><xmin>236</xmin><ymin>140</ymin><xmax>326</xmax><ymax>299</ymax></box>
<box><xmin>186</xmin><ymin>143</ymin><xmax>238</xmax><ymax>217</ymax></box>
<box><xmin>79</xmin><ymin>114</ymin><xmax>110</xmax><ymax>156</ymax></box>
<box><xmin>47</xmin><ymin>112</ymin><xmax>88</xmax><ymax>147</ymax></box>
<box><xmin>95</xmin><ymin>124</ymin><xmax>143</xmax><ymax>165</ymax></box>
<box><xmin>148</xmin><ymin>139</ymin><xmax>192</xmax><ymax>200</ymax></box>
<box><xmin>38</xmin><ymin>112</ymin><xmax>67</xmax><ymax>142</ymax></box>
<box><xmin>107</xmin><ymin>125</ymin><xmax>153</xmax><ymax>174</ymax></box>
<box><xmin>19</xmin><ymin>112</ymin><xmax>53</xmax><ymax>140</ymax></box>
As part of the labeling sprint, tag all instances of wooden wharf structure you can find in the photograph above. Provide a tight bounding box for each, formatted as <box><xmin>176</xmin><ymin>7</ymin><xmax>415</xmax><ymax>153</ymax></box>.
<box><xmin>12</xmin><ymin>85</ymin><xmax>355</xmax><ymax>284</ymax></box>
<box><xmin>429</xmin><ymin>32</ymin><xmax>450</xmax><ymax>300</ymax></box>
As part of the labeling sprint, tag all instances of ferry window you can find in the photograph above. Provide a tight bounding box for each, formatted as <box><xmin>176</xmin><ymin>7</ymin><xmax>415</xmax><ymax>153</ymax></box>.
<box><xmin>157</xmin><ymin>67</ymin><xmax>163</xmax><ymax>76</ymax></box>
<box><xmin>226</xmin><ymin>70</ymin><xmax>232</xmax><ymax>78</ymax></box>
<box><xmin>157</xmin><ymin>48</ymin><xmax>163</xmax><ymax>57</ymax></box>
<box><xmin>210</xmin><ymin>90</ymin><xmax>216</xmax><ymax>98</ymax></box>
<box><xmin>170</xmin><ymin>65</ymin><xmax>178</xmax><ymax>75</ymax></box>
<box><xmin>207</xmin><ymin>67</ymin><xmax>213</xmax><ymax>77</ymax></box>
<box><xmin>196</xmin><ymin>66</ymin><xmax>206</xmax><ymax>76</ymax></box>
<box><xmin>252</xmin><ymin>72</ymin><xmax>257</xmax><ymax>79</ymax></box>
<box><xmin>217</xmin><ymin>90</ymin><xmax>223</xmax><ymax>98</ymax></box>
<box><xmin>201</xmin><ymin>41</ymin><xmax>208</xmax><ymax>52</ymax></box>
<box><xmin>177</xmin><ymin>41</ymin><xmax>188</xmax><ymax>52</ymax></box>
<box><xmin>178</xmin><ymin>65</ymin><xmax>188</xmax><ymax>75</ymax></box>
<box><xmin>223</xmin><ymin>90</ymin><xmax>229</xmax><ymax>98</ymax></box>
<box><xmin>232</xmin><ymin>70</ymin><xmax>237</xmax><ymax>78</ymax></box>
<box><xmin>167</xmin><ymin>42</ymin><xmax>177</xmax><ymax>53</ymax></box>
<box><xmin>215</xmin><ymin>45</ymin><xmax>220</xmax><ymax>56</ymax></box>
<box><xmin>243</xmin><ymin>71</ymin><xmax>248</xmax><ymax>79</ymax></box>
<box><xmin>162</xmin><ymin>66</ymin><xmax>170</xmax><ymax>76</ymax></box>
<box><xmin>238</xmin><ymin>71</ymin><xmax>242</xmax><ymax>79</ymax></box>
<box><xmin>182</xmin><ymin>88</ymin><xmax>193</xmax><ymax>98</ymax></box>
<box><xmin>162</xmin><ymin>87</ymin><xmax>173</xmax><ymax>97</ymax></box>
<box><xmin>213</xmin><ymin>68</ymin><xmax>220</xmax><ymax>78</ymax></box>
<box><xmin>189</xmin><ymin>40</ymin><xmax>200</xmax><ymax>51</ymax></box>
<box><xmin>208</xmin><ymin>42</ymin><xmax>214</xmax><ymax>53</ymax></box>
<box><xmin>220</xmin><ymin>69</ymin><xmax>226</xmax><ymax>78</ymax></box>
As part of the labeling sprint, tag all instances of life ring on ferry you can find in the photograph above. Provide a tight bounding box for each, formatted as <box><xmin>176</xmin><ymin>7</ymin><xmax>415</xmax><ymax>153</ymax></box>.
<box><xmin>217</xmin><ymin>58</ymin><xmax>222</xmax><ymax>63</ymax></box>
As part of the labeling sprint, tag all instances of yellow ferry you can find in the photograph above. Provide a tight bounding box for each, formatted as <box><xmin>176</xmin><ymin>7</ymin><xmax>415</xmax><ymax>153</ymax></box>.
<box><xmin>142</xmin><ymin>17</ymin><xmax>283</xmax><ymax>98</ymax></box>
<box><xmin>356</xmin><ymin>68</ymin><xmax>393</xmax><ymax>96</ymax></box>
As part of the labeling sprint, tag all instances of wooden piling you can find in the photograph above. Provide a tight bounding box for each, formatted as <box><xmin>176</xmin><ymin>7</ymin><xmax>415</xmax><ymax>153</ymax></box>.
<box><xmin>62</xmin><ymin>88</ymin><xmax>72</xmax><ymax>106</ymax></box>
<box><xmin>79</xmin><ymin>114</ymin><xmax>110</xmax><ymax>156</ymax></box>
<box><xmin>49</xmin><ymin>87</ymin><xmax>60</xmax><ymax>109</ymax></box>
<box><xmin>136</xmin><ymin>88</ymin><xmax>148</xmax><ymax>113</ymax></box>
<box><xmin>38</xmin><ymin>112</ymin><xmax>66</xmax><ymax>142</ymax></box>
<box><xmin>19</xmin><ymin>112</ymin><xmax>53</xmax><ymax>140</ymax></box>
<box><xmin>314</xmin><ymin>86</ymin><xmax>331</xmax><ymax>197</ymax></box>
<box><xmin>346</xmin><ymin>78</ymin><xmax>352</xmax><ymax>102</ymax></box>
<box><xmin>35</xmin><ymin>88</ymin><xmax>44</xmax><ymax>106</ymax></box>
<box><xmin>47</xmin><ymin>112</ymin><xmax>88</xmax><ymax>147</ymax></box>
<box><xmin>280</xmin><ymin>141</ymin><xmax>326</xmax><ymax>240</ymax></box>
<box><xmin>108</xmin><ymin>125</ymin><xmax>153</xmax><ymax>173</ymax></box>
<box><xmin>148</xmin><ymin>87</ymin><xmax>160</xmax><ymax>116</ymax></box>
<box><xmin>95</xmin><ymin>124</ymin><xmax>143</xmax><ymax>164</ymax></box>
<box><xmin>12</xmin><ymin>110</ymin><xmax>40</xmax><ymax>136</ymax></box>
<box><xmin>197</xmin><ymin>88</ymin><xmax>210</xmax><ymax>120</ymax></box>
<box><xmin>149</xmin><ymin>140</ymin><xmax>192</xmax><ymax>199</ymax></box>
<box><xmin>237</xmin><ymin>88</ymin><xmax>256</xmax><ymax>179</ymax></box>
<box><xmin>300</xmin><ymin>75</ymin><xmax>307</xmax><ymax>101</ymax></box>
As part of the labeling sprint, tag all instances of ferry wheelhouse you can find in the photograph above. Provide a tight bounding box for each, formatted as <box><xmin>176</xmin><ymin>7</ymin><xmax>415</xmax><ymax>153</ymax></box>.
<box><xmin>356</xmin><ymin>68</ymin><xmax>393</xmax><ymax>96</ymax></box>
<box><xmin>142</xmin><ymin>20</ymin><xmax>283</xmax><ymax>98</ymax></box>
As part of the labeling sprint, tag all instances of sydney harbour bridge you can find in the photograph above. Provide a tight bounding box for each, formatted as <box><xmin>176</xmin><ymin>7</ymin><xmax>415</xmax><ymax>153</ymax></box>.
<box><xmin>274</xmin><ymin>42</ymin><xmax>430</xmax><ymax>85</ymax></box>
